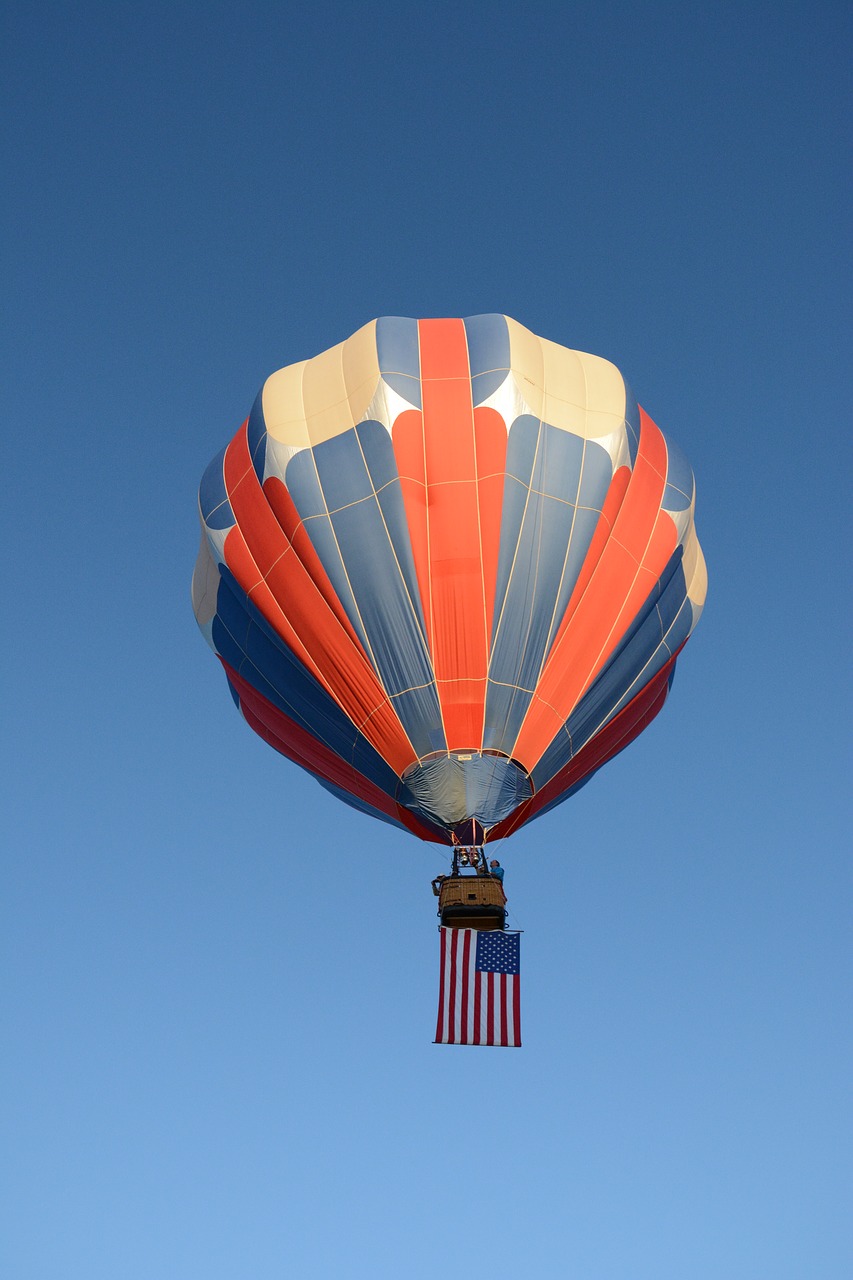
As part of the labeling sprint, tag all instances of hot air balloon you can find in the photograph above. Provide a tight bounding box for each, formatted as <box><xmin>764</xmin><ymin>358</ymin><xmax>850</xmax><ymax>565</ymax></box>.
<box><xmin>192</xmin><ymin>316</ymin><xmax>706</xmax><ymax>875</ymax></box>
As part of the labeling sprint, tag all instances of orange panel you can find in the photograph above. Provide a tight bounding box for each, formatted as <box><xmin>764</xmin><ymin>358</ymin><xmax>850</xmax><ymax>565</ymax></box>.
<box><xmin>605</xmin><ymin>510</ymin><xmax>678</xmax><ymax>650</ymax></box>
<box><xmin>222</xmin><ymin>527</ymin><xmax>326</xmax><ymax>685</ymax></box>
<box><xmin>417</xmin><ymin>317</ymin><xmax>468</xmax><ymax>380</ymax></box>
<box><xmin>393</xmin><ymin>399</ymin><xmax>507</xmax><ymax>684</ymax></box>
<box><xmin>263</xmin><ymin>475</ymin><xmax>353</xmax><ymax>632</ymax></box>
<box><xmin>223</xmin><ymin>427</ymin><xmax>416</xmax><ymax>776</ymax></box>
<box><xmin>551</xmin><ymin>465</ymin><xmax>632</xmax><ymax>648</ymax></box>
<box><xmin>417</xmin><ymin>319</ymin><xmax>489</xmax><ymax>748</ymax></box>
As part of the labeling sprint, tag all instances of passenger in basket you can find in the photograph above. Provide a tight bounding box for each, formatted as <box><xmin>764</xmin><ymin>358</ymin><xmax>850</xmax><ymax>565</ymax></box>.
<box><xmin>489</xmin><ymin>859</ymin><xmax>504</xmax><ymax>883</ymax></box>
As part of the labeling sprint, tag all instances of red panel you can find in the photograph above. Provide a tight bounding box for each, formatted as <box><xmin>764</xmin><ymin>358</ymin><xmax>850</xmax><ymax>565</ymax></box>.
<box><xmin>512</xmin><ymin>408</ymin><xmax>676</xmax><ymax>769</ymax></box>
<box><xmin>263</xmin><ymin>475</ymin><xmax>353</xmax><ymax>631</ymax></box>
<box><xmin>489</xmin><ymin>649</ymin><xmax>680</xmax><ymax>841</ymax></box>
<box><xmin>459</xmin><ymin>929</ymin><xmax>472</xmax><ymax>1044</ymax></box>
<box><xmin>222</xmin><ymin>425</ymin><xmax>416</xmax><ymax>776</ymax></box>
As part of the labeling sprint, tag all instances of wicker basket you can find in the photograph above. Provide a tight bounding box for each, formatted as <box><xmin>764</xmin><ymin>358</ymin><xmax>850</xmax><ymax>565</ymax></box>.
<box><xmin>439</xmin><ymin>876</ymin><xmax>506</xmax><ymax>910</ymax></box>
<box><xmin>438</xmin><ymin>875</ymin><xmax>507</xmax><ymax>930</ymax></box>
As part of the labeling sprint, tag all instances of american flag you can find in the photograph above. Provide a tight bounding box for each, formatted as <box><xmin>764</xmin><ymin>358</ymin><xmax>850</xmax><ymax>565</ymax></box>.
<box><xmin>435</xmin><ymin>928</ymin><xmax>521</xmax><ymax>1047</ymax></box>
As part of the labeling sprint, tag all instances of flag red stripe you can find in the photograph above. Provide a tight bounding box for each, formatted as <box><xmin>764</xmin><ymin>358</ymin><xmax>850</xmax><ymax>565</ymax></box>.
<box><xmin>500</xmin><ymin>973</ymin><xmax>508</xmax><ymax>1047</ymax></box>
<box><xmin>447</xmin><ymin>929</ymin><xmax>458</xmax><ymax>1043</ymax></box>
<box><xmin>486</xmin><ymin>970</ymin><xmax>495</xmax><ymax>1044</ymax></box>
<box><xmin>435</xmin><ymin>928</ymin><xmax>448</xmax><ymax>1042</ymax></box>
<box><xmin>512</xmin><ymin>974</ymin><xmax>521</xmax><ymax>1047</ymax></box>
<box><xmin>459</xmin><ymin>930</ymin><xmax>471</xmax><ymax>1044</ymax></box>
<box><xmin>473</xmin><ymin>964</ymin><xmax>482</xmax><ymax>1045</ymax></box>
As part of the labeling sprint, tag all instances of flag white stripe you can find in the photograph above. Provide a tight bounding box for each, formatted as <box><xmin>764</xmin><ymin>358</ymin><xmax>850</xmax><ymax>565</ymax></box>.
<box><xmin>466</xmin><ymin>939</ymin><xmax>477</xmax><ymax>1043</ymax></box>
<box><xmin>448</xmin><ymin>931</ymin><xmax>461</xmax><ymax>1039</ymax></box>
<box><xmin>506</xmin><ymin>974</ymin><xmax>515</xmax><ymax>1046</ymax></box>
<box><xmin>441</xmin><ymin>928</ymin><xmax>452</xmax><ymax>1040</ymax></box>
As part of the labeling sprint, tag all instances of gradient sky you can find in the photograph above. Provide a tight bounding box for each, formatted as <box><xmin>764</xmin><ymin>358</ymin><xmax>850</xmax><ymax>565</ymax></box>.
<box><xmin>3</xmin><ymin>3</ymin><xmax>851</xmax><ymax>1277</ymax></box>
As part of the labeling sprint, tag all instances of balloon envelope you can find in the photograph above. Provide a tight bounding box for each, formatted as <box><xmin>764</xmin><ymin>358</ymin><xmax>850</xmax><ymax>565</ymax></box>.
<box><xmin>193</xmin><ymin>316</ymin><xmax>706</xmax><ymax>844</ymax></box>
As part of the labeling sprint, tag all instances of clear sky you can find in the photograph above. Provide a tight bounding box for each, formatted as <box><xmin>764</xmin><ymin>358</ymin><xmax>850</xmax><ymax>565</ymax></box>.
<box><xmin>3</xmin><ymin>2</ymin><xmax>850</xmax><ymax>1276</ymax></box>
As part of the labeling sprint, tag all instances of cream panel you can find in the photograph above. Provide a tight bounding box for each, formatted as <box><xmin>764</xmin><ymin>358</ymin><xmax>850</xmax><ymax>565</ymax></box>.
<box><xmin>504</xmin><ymin>315</ymin><xmax>545</xmax><ymax>420</ymax></box>
<box><xmin>262</xmin><ymin>360</ymin><xmax>312</xmax><ymax>448</ymax></box>
<box><xmin>681</xmin><ymin>527</ymin><xmax>708</xmax><ymax>610</ymax></box>
<box><xmin>668</xmin><ymin>505</ymin><xmax>693</xmax><ymax>545</ymax></box>
<box><xmin>192</xmin><ymin>532</ymin><xmax>221</xmax><ymax>628</ymax></box>
<box><xmin>301</xmin><ymin>338</ymin><xmax>352</xmax><ymax>445</ymax></box>
<box><xmin>303</xmin><ymin>320</ymin><xmax>379</xmax><ymax>446</ymax></box>
<box><xmin>505</xmin><ymin>316</ymin><xmax>628</xmax><ymax>438</ymax></box>
<box><xmin>262</xmin><ymin>320</ymin><xmax>381</xmax><ymax>447</ymax></box>
<box><xmin>342</xmin><ymin>318</ymin><xmax>382</xmax><ymax>417</ymax></box>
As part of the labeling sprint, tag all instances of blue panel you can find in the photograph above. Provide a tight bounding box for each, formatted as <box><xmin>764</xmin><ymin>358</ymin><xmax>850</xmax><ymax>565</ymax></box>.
<box><xmin>661</xmin><ymin>432</ymin><xmax>695</xmax><ymax>512</ymax></box>
<box><xmin>199</xmin><ymin>446</ymin><xmax>234</xmax><ymax>529</ymax></box>
<box><xmin>355</xmin><ymin>419</ymin><xmax>400</xmax><ymax>491</ymax></box>
<box><xmin>360</xmin><ymin>421</ymin><xmax>428</xmax><ymax>637</ymax></box>
<box><xmin>327</xmin><ymin>500</ymin><xmax>439</xmax><ymax>724</ymax></box>
<box><xmin>212</xmin><ymin>568</ymin><xmax>402</xmax><ymax>797</ymax></box>
<box><xmin>376</xmin><ymin>316</ymin><xmax>421</xmax><ymax>408</ymax></box>
<box><xmin>284</xmin><ymin>446</ymin><xmax>370</xmax><ymax>653</ymax></box>
<box><xmin>246</xmin><ymin>389</ymin><xmax>267</xmax><ymax>484</ymax></box>
<box><xmin>602</xmin><ymin>596</ymin><xmax>693</xmax><ymax>721</ymax></box>
<box><xmin>311</xmin><ymin>422</ymin><xmax>375</xmax><ymax>512</ymax></box>
<box><xmin>489</xmin><ymin>416</ymin><xmax>539</xmax><ymax>627</ymax></box>
<box><xmin>465</xmin><ymin>755</ymin><xmax>532</xmax><ymax>826</ymax></box>
<box><xmin>465</xmin><ymin>313</ymin><xmax>511</xmax><ymax>405</ymax></box>
<box><xmin>482</xmin><ymin>685</ymin><xmax>527</xmax><ymax>756</ymax></box>
<box><xmin>489</xmin><ymin>474</ymin><xmax>529</xmax><ymax>633</ymax></box>
<box><xmin>541</xmin><ymin>443</ymin><xmax>614</xmax><ymax>655</ymax></box>
<box><xmin>484</xmin><ymin>420</ymin><xmax>613</xmax><ymax>752</ymax></box>
<box><xmin>400</xmin><ymin>753</ymin><xmax>531</xmax><ymax>830</ymax></box>
<box><xmin>287</xmin><ymin>426</ymin><xmax>445</xmax><ymax>758</ymax></box>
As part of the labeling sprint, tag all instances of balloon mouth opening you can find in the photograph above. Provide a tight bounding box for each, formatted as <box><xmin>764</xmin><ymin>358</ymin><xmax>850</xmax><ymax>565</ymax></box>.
<box><xmin>449</xmin><ymin>818</ymin><xmax>487</xmax><ymax>846</ymax></box>
<box><xmin>398</xmin><ymin>750</ymin><xmax>533</xmax><ymax>835</ymax></box>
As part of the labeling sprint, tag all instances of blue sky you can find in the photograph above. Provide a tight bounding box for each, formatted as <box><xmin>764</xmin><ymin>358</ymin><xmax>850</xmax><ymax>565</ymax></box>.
<box><xmin>3</xmin><ymin>2</ymin><xmax>850</xmax><ymax>1276</ymax></box>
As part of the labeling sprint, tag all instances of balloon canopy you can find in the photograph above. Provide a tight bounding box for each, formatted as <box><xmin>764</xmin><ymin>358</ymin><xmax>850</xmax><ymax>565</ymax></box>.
<box><xmin>193</xmin><ymin>316</ymin><xmax>706</xmax><ymax>844</ymax></box>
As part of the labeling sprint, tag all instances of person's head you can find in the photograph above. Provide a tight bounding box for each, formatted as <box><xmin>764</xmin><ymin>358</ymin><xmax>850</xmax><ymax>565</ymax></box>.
<box><xmin>490</xmin><ymin>859</ymin><xmax>500</xmax><ymax>869</ymax></box>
